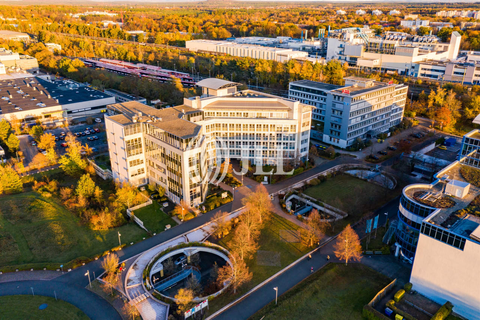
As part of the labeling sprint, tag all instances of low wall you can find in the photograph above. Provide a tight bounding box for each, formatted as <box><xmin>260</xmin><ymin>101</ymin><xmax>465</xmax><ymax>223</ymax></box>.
<box><xmin>286</xmin><ymin>194</ymin><xmax>347</xmax><ymax>222</ymax></box>
<box><xmin>87</xmin><ymin>158</ymin><xmax>112</xmax><ymax>180</ymax></box>
<box><xmin>368</xmin><ymin>279</ymin><xmax>397</xmax><ymax>307</ymax></box>
<box><xmin>126</xmin><ymin>194</ymin><xmax>152</xmax><ymax>233</ymax></box>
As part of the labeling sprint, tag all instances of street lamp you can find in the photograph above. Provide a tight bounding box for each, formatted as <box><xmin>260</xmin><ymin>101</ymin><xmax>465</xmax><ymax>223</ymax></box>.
<box><xmin>273</xmin><ymin>287</ymin><xmax>278</xmax><ymax>305</ymax></box>
<box><xmin>118</xmin><ymin>231</ymin><xmax>122</xmax><ymax>246</ymax></box>
<box><xmin>30</xmin><ymin>287</ymin><xmax>34</xmax><ymax>296</ymax></box>
<box><xmin>85</xmin><ymin>270</ymin><xmax>92</xmax><ymax>288</ymax></box>
<box><xmin>233</xmin><ymin>186</ymin><xmax>236</xmax><ymax>200</ymax></box>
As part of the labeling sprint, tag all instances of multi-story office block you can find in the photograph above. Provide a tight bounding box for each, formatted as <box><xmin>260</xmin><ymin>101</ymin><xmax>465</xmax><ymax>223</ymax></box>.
<box><xmin>106</xmin><ymin>78</ymin><xmax>313</xmax><ymax>207</ymax></box>
<box><xmin>289</xmin><ymin>77</ymin><xmax>407</xmax><ymax>148</ymax></box>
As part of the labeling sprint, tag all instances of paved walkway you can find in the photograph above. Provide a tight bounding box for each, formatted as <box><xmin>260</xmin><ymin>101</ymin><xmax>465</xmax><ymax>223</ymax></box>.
<box><xmin>212</xmin><ymin>196</ymin><xmax>410</xmax><ymax>320</ymax></box>
<box><xmin>0</xmin><ymin>270</ymin><xmax>60</xmax><ymax>283</ymax></box>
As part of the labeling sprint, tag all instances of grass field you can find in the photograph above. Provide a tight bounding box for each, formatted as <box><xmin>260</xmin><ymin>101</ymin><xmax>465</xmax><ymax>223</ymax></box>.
<box><xmin>207</xmin><ymin>213</ymin><xmax>308</xmax><ymax>315</ymax></box>
<box><xmin>251</xmin><ymin>263</ymin><xmax>392</xmax><ymax>320</ymax></box>
<box><xmin>133</xmin><ymin>201</ymin><xmax>177</xmax><ymax>233</ymax></box>
<box><xmin>0</xmin><ymin>295</ymin><xmax>89</xmax><ymax>320</ymax></box>
<box><xmin>0</xmin><ymin>192</ymin><xmax>147</xmax><ymax>270</ymax></box>
<box><xmin>303</xmin><ymin>174</ymin><xmax>399</xmax><ymax>232</ymax></box>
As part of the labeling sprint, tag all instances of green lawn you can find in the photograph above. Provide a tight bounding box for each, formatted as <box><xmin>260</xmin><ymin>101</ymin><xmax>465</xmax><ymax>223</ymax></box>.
<box><xmin>133</xmin><ymin>201</ymin><xmax>177</xmax><ymax>233</ymax></box>
<box><xmin>303</xmin><ymin>174</ymin><xmax>399</xmax><ymax>233</ymax></box>
<box><xmin>251</xmin><ymin>263</ymin><xmax>392</xmax><ymax>320</ymax></box>
<box><xmin>207</xmin><ymin>214</ymin><xmax>309</xmax><ymax>316</ymax></box>
<box><xmin>0</xmin><ymin>295</ymin><xmax>89</xmax><ymax>320</ymax></box>
<box><xmin>0</xmin><ymin>192</ymin><xmax>147</xmax><ymax>271</ymax></box>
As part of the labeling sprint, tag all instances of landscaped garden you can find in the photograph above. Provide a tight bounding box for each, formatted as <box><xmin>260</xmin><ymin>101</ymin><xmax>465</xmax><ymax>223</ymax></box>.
<box><xmin>206</xmin><ymin>213</ymin><xmax>309</xmax><ymax>316</ymax></box>
<box><xmin>0</xmin><ymin>295</ymin><xmax>89</xmax><ymax>320</ymax></box>
<box><xmin>251</xmin><ymin>263</ymin><xmax>392</xmax><ymax>320</ymax></box>
<box><xmin>302</xmin><ymin>173</ymin><xmax>400</xmax><ymax>232</ymax></box>
<box><xmin>133</xmin><ymin>201</ymin><xmax>177</xmax><ymax>234</ymax></box>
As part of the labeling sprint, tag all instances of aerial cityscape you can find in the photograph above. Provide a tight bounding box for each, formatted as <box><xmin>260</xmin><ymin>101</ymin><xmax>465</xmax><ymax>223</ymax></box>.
<box><xmin>0</xmin><ymin>1</ymin><xmax>480</xmax><ymax>320</ymax></box>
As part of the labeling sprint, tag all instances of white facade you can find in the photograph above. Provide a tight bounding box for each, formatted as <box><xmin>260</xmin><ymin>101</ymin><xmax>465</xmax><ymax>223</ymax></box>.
<box><xmin>105</xmin><ymin>79</ymin><xmax>313</xmax><ymax>207</ymax></box>
<box><xmin>336</xmin><ymin>10</ymin><xmax>346</xmax><ymax>15</ymax></box>
<box><xmin>400</xmin><ymin>20</ymin><xmax>430</xmax><ymax>29</ymax></box>
<box><xmin>389</xmin><ymin>10</ymin><xmax>401</xmax><ymax>15</ymax></box>
<box><xmin>372</xmin><ymin>10</ymin><xmax>383</xmax><ymax>16</ymax></box>
<box><xmin>186</xmin><ymin>40</ymin><xmax>308</xmax><ymax>63</ymax></box>
<box><xmin>356</xmin><ymin>9</ymin><xmax>366</xmax><ymax>15</ymax></box>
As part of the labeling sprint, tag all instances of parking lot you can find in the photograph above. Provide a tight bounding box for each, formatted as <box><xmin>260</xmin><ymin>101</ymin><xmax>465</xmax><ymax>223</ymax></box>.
<box><xmin>19</xmin><ymin>120</ymin><xmax>108</xmax><ymax>164</ymax></box>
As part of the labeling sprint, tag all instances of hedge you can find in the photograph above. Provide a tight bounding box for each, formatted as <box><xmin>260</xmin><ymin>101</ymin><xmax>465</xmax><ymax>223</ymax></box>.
<box><xmin>404</xmin><ymin>282</ymin><xmax>413</xmax><ymax>293</ymax></box>
<box><xmin>431</xmin><ymin>301</ymin><xmax>453</xmax><ymax>320</ymax></box>
<box><xmin>362</xmin><ymin>305</ymin><xmax>391</xmax><ymax>320</ymax></box>
<box><xmin>386</xmin><ymin>300</ymin><xmax>418</xmax><ymax>320</ymax></box>
<box><xmin>394</xmin><ymin>289</ymin><xmax>405</xmax><ymax>302</ymax></box>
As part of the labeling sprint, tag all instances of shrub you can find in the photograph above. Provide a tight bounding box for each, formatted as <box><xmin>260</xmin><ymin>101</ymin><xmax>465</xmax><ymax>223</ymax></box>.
<box><xmin>362</xmin><ymin>305</ymin><xmax>391</xmax><ymax>320</ymax></box>
<box><xmin>431</xmin><ymin>301</ymin><xmax>453</xmax><ymax>320</ymax></box>
<box><xmin>309</xmin><ymin>178</ymin><xmax>320</xmax><ymax>186</ymax></box>
<box><xmin>294</xmin><ymin>167</ymin><xmax>304</xmax><ymax>175</ymax></box>
<box><xmin>404</xmin><ymin>282</ymin><xmax>413</xmax><ymax>293</ymax></box>
<box><xmin>460</xmin><ymin>166</ymin><xmax>480</xmax><ymax>188</ymax></box>
<box><xmin>394</xmin><ymin>289</ymin><xmax>405</xmax><ymax>303</ymax></box>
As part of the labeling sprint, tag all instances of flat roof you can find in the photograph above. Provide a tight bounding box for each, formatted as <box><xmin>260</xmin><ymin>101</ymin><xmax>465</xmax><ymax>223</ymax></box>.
<box><xmin>36</xmin><ymin>78</ymin><xmax>110</xmax><ymax>105</ymax></box>
<box><xmin>290</xmin><ymin>80</ymin><xmax>342</xmax><ymax>91</ymax></box>
<box><xmin>196</xmin><ymin>78</ymin><xmax>239</xmax><ymax>90</ymax></box>
<box><xmin>0</xmin><ymin>30</ymin><xmax>29</xmax><ymax>37</ymax></box>
<box><xmin>107</xmin><ymin>101</ymin><xmax>201</xmax><ymax>139</ymax></box>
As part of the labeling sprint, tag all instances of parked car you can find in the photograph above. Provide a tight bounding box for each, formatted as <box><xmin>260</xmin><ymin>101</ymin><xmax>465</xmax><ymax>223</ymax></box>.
<box><xmin>387</xmin><ymin>146</ymin><xmax>397</xmax><ymax>151</ymax></box>
<box><xmin>61</xmin><ymin>143</ymin><xmax>68</xmax><ymax>147</ymax></box>
<box><xmin>94</xmin><ymin>128</ymin><xmax>100</xmax><ymax>133</ymax></box>
<box><xmin>54</xmin><ymin>136</ymin><xmax>59</xmax><ymax>141</ymax></box>
<box><xmin>95</xmin><ymin>118</ymin><xmax>102</xmax><ymax>123</ymax></box>
<box><xmin>378</xmin><ymin>150</ymin><xmax>388</xmax><ymax>155</ymax></box>
<box><xmin>369</xmin><ymin>155</ymin><xmax>379</xmax><ymax>160</ymax></box>
<box><xmin>31</xmin><ymin>141</ymin><xmax>37</xmax><ymax>146</ymax></box>
<box><xmin>59</xmin><ymin>136</ymin><xmax>65</xmax><ymax>140</ymax></box>
<box><xmin>81</xmin><ymin>132</ymin><xmax>86</xmax><ymax>136</ymax></box>
<box><xmin>93</xmin><ymin>135</ymin><xmax>99</xmax><ymax>140</ymax></box>
<box><xmin>85</xmin><ymin>130</ymin><xmax>91</xmax><ymax>135</ymax></box>
<box><xmin>87</xmin><ymin>137</ymin><xmax>93</xmax><ymax>141</ymax></box>
<box><xmin>60</xmin><ymin>132</ymin><xmax>66</xmax><ymax>136</ymax></box>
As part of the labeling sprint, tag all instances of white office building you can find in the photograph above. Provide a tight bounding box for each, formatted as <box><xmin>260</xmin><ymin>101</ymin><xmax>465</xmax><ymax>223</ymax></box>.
<box><xmin>336</xmin><ymin>10</ymin><xmax>346</xmax><ymax>15</ymax></box>
<box><xmin>356</xmin><ymin>9</ymin><xmax>366</xmax><ymax>15</ymax></box>
<box><xmin>400</xmin><ymin>19</ymin><xmax>430</xmax><ymax>30</ymax></box>
<box><xmin>372</xmin><ymin>10</ymin><xmax>383</xmax><ymax>16</ymax></box>
<box><xmin>105</xmin><ymin>78</ymin><xmax>313</xmax><ymax>207</ymax></box>
<box><xmin>326</xmin><ymin>27</ymin><xmax>461</xmax><ymax>75</ymax></box>
<box><xmin>389</xmin><ymin>10</ymin><xmax>401</xmax><ymax>15</ymax></box>
<box><xmin>186</xmin><ymin>40</ymin><xmax>309</xmax><ymax>63</ymax></box>
<box><xmin>289</xmin><ymin>77</ymin><xmax>407</xmax><ymax>148</ymax></box>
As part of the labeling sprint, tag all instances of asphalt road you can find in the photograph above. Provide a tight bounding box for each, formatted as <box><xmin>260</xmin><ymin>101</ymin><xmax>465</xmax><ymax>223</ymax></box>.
<box><xmin>0</xmin><ymin>280</ymin><xmax>122</xmax><ymax>320</ymax></box>
<box><xmin>214</xmin><ymin>196</ymin><xmax>403</xmax><ymax>320</ymax></box>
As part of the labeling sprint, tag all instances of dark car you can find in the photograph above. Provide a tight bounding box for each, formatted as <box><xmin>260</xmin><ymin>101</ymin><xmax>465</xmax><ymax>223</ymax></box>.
<box><xmin>54</xmin><ymin>136</ymin><xmax>59</xmax><ymax>141</ymax></box>
<box><xmin>378</xmin><ymin>150</ymin><xmax>388</xmax><ymax>155</ymax></box>
<box><xmin>387</xmin><ymin>146</ymin><xmax>397</xmax><ymax>151</ymax></box>
<box><xmin>93</xmin><ymin>135</ymin><xmax>99</xmax><ymax>140</ymax></box>
<box><xmin>59</xmin><ymin>136</ymin><xmax>65</xmax><ymax>140</ymax></box>
<box><xmin>369</xmin><ymin>155</ymin><xmax>379</xmax><ymax>160</ymax></box>
<box><xmin>81</xmin><ymin>132</ymin><xmax>86</xmax><ymax>136</ymax></box>
<box><xmin>87</xmin><ymin>137</ymin><xmax>93</xmax><ymax>141</ymax></box>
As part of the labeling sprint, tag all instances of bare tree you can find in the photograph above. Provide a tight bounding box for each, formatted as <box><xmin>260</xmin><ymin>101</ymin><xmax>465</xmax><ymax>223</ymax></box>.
<box><xmin>231</xmin><ymin>221</ymin><xmax>259</xmax><ymax>261</ymax></box>
<box><xmin>210</xmin><ymin>210</ymin><xmax>232</xmax><ymax>239</ymax></box>
<box><xmin>333</xmin><ymin>224</ymin><xmax>363</xmax><ymax>265</ymax></box>
<box><xmin>242</xmin><ymin>184</ymin><xmax>273</xmax><ymax>224</ymax></box>
<box><xmin>101</xmin><ymin>253</ymin><xmax>119</xmax><ymax>274</ymax></box>
<box><xmin>300</xmin><ymin>209</ymin><xmax>328</xmax><ymax>248</ymax></box>
<box><xmin>122</xmin><ymin>301</ymin><xmax>140</xmax><ymax>320</ymax></box>
<box><xmin>217</xmin><ymin>253</ymin><xmax>253</xmax><ymax>294</ymax></box>
<box><xmin>186</xmin><ymin>274</ymin><xmax>202</xmax><ymax>295</ymax></box>
<box><xmin>163</xmin><ymin>257</ymin><xmax>176</xmax><ymax>275</ymax></box>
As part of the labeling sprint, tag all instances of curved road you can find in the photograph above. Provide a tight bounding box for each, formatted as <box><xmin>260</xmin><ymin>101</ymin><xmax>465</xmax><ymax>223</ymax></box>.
<box><xmin>0</xmin><ymin>156</ymin><xmax>359</xmax><ymax>318</ymax></box>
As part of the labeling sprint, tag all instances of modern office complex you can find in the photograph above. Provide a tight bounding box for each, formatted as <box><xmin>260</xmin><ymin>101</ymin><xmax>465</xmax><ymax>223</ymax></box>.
<box><xmin>0</xmin><ymin>48</ymin><xmax>38</xmax><ymax>73</ymax></box>
<box><xmin>400</xmin><ymin>19</ymin><xmax>429</xmax><ymax>30</ymax></box>
<box><xmin>0</xmin><ymin>76</ymin><xmax>115</xmax><ymax>123</ymax></box>
<box><xmin>105</xmin><ymin>78</ymin><xmax>313</xmax><ymax>206</ymax></box>
<box><xmin>326</xmin><ymin>27</ymin><xmax>461</xmax><ymax>75</ymax></box>
<box><xmin>289</xmin><ymin>77</ymin><xmax>407</xmax><ymax>148</ymax></box>
<box><xmin>400</xmin><ymin>131</ymin><xmax>480</xmax><ymax>319</ymax></box>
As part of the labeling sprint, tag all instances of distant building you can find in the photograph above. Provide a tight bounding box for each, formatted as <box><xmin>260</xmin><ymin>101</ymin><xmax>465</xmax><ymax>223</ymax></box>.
<box><xmin>404</xmin><ymin>14</ymin><xmax>419</xmax><ymax>20</ymax></box>
<box><xmin>372</xmin><ymin>10</ymin><xmax>383</xmax><ymax>16</ymax></box>
<box><xmin>0</xmin><ymin>48</ymin><xmax>38</xmax><ymax>73</ymax></box>
<box><xmin>71</xmin><ymin>11</ymin><xmax>117</xmax><ymax>19</ymax></box>
<box><xmin>44</xmin><ymin>43</ymin><xmax>61</xmax><ymax>52</ymax></box>
<box><xmin>0</xmin><ymin>30</ymin><xmax>30</xmax><ymax>42</ymax></box>
<box><xmin>430</xmin><ymin>22</ymin><xmax>454</xmax><ymax>30</ymax></box>
<box><xmin>356</xmin><ymin>9</ymin><xmax>366</xmax><ymax>15</ymax></box>
<box><xmin>336</xmin><ymin>10</ymin><xmax>346</xmax><ymax>15</ymax></box>
<box><xmin>289</xmin><ymin>77</ymin><xmax>407</xmax><ymax>148</ymax></box>
<box><xmin>389</xmin><ymin>10</ymin><xmax>401</xmax><ymax>15</ymax></box>
<box><xmin>125</xmin><ymin>30</ymin><xmax>147</xmax><ymax>39</ymax></box>
<box><xmin>104</xmin><ymin>89</ymin><xmax>147</xmax><ymax>105</ymax></box>
<box><xmin>400</xmin><ymin>19</ymin><xmax>430</xmax><ymax>30</ymax></box>
<box><xmin>186</xmin><ymin>40</ymin><xmax>309</xmax><ymax>63</ymax></box>
<box><xmin>436</xmin><ymin>10</ymin><xmax>479</xmax><ymax>18</ymax></box>
<box><xmin>101</xmin><ymin>20</ymin><xmax>123</xmax><ymax>28</ymax></box>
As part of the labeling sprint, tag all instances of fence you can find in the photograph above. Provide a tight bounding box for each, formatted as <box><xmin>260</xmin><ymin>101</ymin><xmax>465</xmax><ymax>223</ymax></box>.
<box><xmin>87</xmin><ymin>159</ymin><xmax>113</xmax><ymax>180</ymax></box>
<box><xmin>368</xmin><ymin>279</ymin><xmax>397</xmax><ymax>307</ymax></box>
<box><xmin>126</xmin><ymin>194</ymin><xmax>152</xmax><ymax>233</ymax></box>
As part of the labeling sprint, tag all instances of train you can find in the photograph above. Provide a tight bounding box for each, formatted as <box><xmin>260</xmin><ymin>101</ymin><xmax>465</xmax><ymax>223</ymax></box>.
<box><xmin>83</xmin><ymin>58</ymin><xmax>195</xmax><ymax>87</ymax></box>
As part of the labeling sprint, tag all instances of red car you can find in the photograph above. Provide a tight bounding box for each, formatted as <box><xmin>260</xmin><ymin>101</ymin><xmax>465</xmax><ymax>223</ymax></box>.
<box><xmin>94</xmin><ymin>128</ymin><xmax>100</xmax><ymax>133</ymax></box>
<box><xmin>61</xmin><ymin>143</ymin><xmax>68</xmax><ymax>147</ymax></box>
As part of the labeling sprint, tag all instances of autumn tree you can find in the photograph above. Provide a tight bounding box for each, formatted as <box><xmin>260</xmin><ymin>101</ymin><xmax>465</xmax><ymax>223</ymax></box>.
<box><xmin>31</xmin><ymin>153</ymin><xmax>49</xmax><ymax>169</ymax></box>
<box><xmin>0</xmin><ymin>166</ymin><xmax>22</xmax><ymax>194</ymax></box>
<box><xmin>76</xmin><ymin>174</ymin><xmax>96</xmax><ymax>199</ymax></box>
<box><xmin>300</xmin><ymin>209</ymin><xmax>328</xmax><ymax>248</ymax></box>
<box><xmin>102</xmin><ymin>252</ymin><xmax>119</xmax><ymax>274</ymax></box>
<box><xmin>0</xmin><ymin>119</ymin><xmax>11</xmax><ymax>142</ymax></box>
<box><xmin>122</xmin><ymin>303</ymin><xmax>140</xmax><ymax>320</ymax></box>
<box><xmin>217</xmin><ymin>252</ymin><xmax>253</xmax><ymax>294</ymax></box>
<box><xmin>242</xmin><ymin>184</ymin><xmax>273</xmax><ymax>224</ymax></box>
<box><xmin>5</xmin><ymin>134</ymin><xmax>19</xmax><ymax>152</ymax></box>
<box><xmin>38</xmin><ymin>133</ymin><xmax>55</xmax><ymax>151</ymax></box>
<box><xmin>211</xmin><ymin>210</ymin><xmax>232</xmax><ymax>239</ymax></box>
<box><xmin>465</xmin><ymin>95</ymin><xmax>480</xmax><ymax>121</ymax></box>
<box><xmin>29</xmin><ymin>125</ymin><xmax>44</xmax><ymax>141</ymax></box>
<box><xmin>173</xmin><ymin>200</ymin><xmax>190</xmax><ymax>220</ymax></box>
<box><xmin>333</xmin><ymin>224</ymin><xmax>362</xmax><ymax>265</ymax></box>
<box><xmin>231</xmin><ymin>221</ymin><xmax>259</xmax><ymax>261</ymax></box>
<box><xmin>309</xmin><ymin>145</ymin><xmax>319</xmax><ymax>157</ymax></box>
<box><xmin>59</xmin><ymin>134</ymin><xmax>87</xmax><ymax>176</ymax></box>
<box><xmin>175</xmin><ymin>288</ymin><xmax>194</xmax><ymax>315</ymax></box>
<box><xmin>9</xmin><ymin>115</ymin><xmax>21</xmax><ymax>135</ymax></box>
<box><xmin>115</xmin><ymin>181</ymin><xmax>142</xmax><ymax>209</ymax></box>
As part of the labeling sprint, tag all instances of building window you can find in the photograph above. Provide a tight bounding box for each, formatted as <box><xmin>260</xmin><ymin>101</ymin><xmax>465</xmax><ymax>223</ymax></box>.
<box><xmin>126</xmin><ymin>137</ymin><xmax>143</xmax><ymax>157</ymax></box>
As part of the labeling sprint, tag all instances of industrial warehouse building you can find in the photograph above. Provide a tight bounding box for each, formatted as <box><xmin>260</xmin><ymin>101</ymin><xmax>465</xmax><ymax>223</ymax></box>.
<box><xmin>0</xmin><ymin>76</ymin><xmax>115</xmax><ymax>124</ymax></box>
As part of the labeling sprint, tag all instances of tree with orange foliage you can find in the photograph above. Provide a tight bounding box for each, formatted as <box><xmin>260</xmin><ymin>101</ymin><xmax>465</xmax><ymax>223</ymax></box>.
<box><xmin>333</xmin><ymin>224</ymin><xmax>362</xmax><ymax>265</ymax></box>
